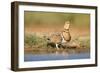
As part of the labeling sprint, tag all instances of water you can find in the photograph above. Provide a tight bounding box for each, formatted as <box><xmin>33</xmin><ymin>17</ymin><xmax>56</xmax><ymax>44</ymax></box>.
<box><xmin>24</xmin><ymin>53</ymin><xmax>90</xmax><ymax>61</ymax></box>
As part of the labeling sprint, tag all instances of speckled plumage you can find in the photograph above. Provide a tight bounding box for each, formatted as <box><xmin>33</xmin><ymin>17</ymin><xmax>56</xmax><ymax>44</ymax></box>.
<box><xmin>47</xmin><ymin>21</ymin><xmax>71</xmax><ymax>49</ymax></box>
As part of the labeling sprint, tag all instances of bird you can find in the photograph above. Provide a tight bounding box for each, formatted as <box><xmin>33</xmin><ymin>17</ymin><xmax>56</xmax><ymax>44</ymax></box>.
<box><xmin>47</xmin><ymin>21</ymin><xmax>71</xmax><ymax>50</ymax></box>
<box><xmin>47</xmin><ymin>33</ymin><xmax>62</xmax><ymax>49</ymax></box>
<box><xmin>61</xmin><ymin>21</ymin><xmax>71</xmax><ymax>43</ymax></box>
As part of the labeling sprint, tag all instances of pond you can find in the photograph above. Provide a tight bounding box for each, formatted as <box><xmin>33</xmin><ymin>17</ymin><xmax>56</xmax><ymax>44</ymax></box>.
<box><xmin>24</xmin><ymin>52</ymin><xmax>90</xmax><ymax>61</ymax></box>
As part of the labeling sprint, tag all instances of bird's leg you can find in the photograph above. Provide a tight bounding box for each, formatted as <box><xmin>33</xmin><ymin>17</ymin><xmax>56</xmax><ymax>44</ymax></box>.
<box><xmin>56</xmin><ymin>44</ymin><xmax>59</xmax><ymax>50</ymax></box>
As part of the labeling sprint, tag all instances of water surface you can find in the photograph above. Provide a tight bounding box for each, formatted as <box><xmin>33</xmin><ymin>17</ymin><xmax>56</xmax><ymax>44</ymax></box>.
<box><xmin>24</xmin><ymin>53</ymin><xmax>90</xmax><ymax>61</ymax></box>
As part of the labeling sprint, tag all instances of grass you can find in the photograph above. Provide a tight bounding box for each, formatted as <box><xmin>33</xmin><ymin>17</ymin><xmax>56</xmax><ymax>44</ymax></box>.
<box><xmin>24</xmin><ymin>33</ymin><xmax>90</xmax><ymax>54</ymax></box>
<box><xmin>24</xmin><ymin>34</ymin><xmax>47</xmax><ymax>49</ymax></box>
<box><xmin>71</xmin><ymin>36</ymin><xmax>90</xmax><ymax>48</ymax></box>
<box><xmin>78</xmin><ymin>36</ymin><xmax>90</xmax><ymax>49</ymax></box>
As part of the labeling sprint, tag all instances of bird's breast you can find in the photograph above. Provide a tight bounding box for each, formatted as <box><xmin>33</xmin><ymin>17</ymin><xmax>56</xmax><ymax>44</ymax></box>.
<box><xmin>62</xmin><ymin>32</ymin><xmax>71</xmax><ymax>42</ymax></box>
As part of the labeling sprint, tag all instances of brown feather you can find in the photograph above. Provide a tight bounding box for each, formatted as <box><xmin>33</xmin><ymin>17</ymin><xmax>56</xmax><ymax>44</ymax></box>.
<box><xmin>50</xmin><ymin>34</ymin><xmax>62</xmax><ymax>44</ymax></box>
<box><xmin>62</xmin><ymin>30</ymin><xmax>71</xmax><ymax>42</ymax></box>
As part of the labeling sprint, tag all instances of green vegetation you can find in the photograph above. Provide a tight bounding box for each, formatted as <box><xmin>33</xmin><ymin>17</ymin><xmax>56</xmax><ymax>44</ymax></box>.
<box><xmin>24</xmin><ymin>34</ymin><xmax>47</xmax><ymax>49</ymax></box>
<box><xmin>24</xmin><ymin>34</ymin><xmax>90</xmax><ymax>54</ymax></box>
<box><xmin>73</xmin><ymin>36</ymin><xmax>90</xmax><ymax>49</ymax></box>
